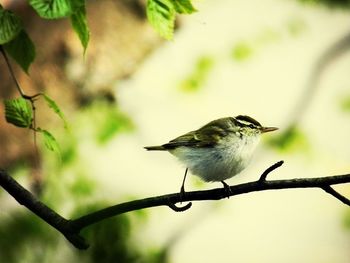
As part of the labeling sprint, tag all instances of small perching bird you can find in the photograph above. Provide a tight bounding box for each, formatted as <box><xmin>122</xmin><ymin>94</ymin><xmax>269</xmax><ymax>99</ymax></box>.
<box><xmin>145</xmin><ymin>115</ymin><xmax>278</xmax><ymax>195</ymax></box>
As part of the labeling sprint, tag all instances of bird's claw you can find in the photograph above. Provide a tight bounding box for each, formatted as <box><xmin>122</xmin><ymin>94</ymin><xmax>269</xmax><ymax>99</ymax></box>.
<box><xmin>168</xmin><ymin>201</ymin><xmax>192</xmax><ymax>212</ymax></box>
<box><xmin>221</xmin><ymin>181</ymin><xmax>232</xmax><ymax>199</ymax></box>
<box><xmin>179</xmin><ymin>185</ymin><xmax>185</xmax><ymax>203</ymax></box>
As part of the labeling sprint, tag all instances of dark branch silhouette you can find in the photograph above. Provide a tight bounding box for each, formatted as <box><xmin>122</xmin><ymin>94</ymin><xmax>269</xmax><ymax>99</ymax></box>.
<box><xmin>287</xmin><ymin>30</ymin><xmax>350</xmax><ymax>128</ymax></box>
<box><xmin>322</xmin><ymin>185</ymin><xmax>350</xmax><ymax>206</ymax></box>
<box><xmin>259</xmin><ymin>160</ymin><xmax>284</xmax><ymax>181</ymax></box>
<box><xmin>0</xmin><ymin>162</ymin><xmax>349</xmax><ymax>250</ymax></box>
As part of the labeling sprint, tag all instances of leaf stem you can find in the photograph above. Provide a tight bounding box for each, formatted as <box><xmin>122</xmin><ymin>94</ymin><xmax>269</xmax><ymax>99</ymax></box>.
<box><xmin>0</xmin><ymin>46</ymin><xmax>26</xmax><ymax>97</ymax></box>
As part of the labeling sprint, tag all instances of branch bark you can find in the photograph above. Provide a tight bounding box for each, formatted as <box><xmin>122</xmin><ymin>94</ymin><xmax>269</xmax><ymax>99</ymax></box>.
<box><xmin>0</xmin><ymin>163</ymin><xmax>349</xmax><ymax>250</ymax></box>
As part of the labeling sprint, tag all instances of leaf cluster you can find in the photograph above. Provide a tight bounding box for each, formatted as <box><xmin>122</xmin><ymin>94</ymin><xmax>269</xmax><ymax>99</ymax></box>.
<box><xmin>0</xmin><ymin>0</ymin><xmax>197</xmax><ymax>162</ymax></box>
<box><xmin>0</xmin><ymin>0</ymin><xmax>196</xmax><ymax>73</ymax></box>
<box><xmin>179</xmin><ymin>55</ymin><xmax>214</xmax><ymax>92</ymax></box>
<box><xmin>3</xmin><ymin>94</ymin><xmax>67</xmax><ymax>155</ymax></box>
<box><xmin>0</xmin><ymin>1</ymin><xmax>89</xmax><ymax>72</ymax></box>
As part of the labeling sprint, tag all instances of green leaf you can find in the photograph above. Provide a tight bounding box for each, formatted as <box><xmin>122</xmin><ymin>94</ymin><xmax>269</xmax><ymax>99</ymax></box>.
<box><xmin>71</xmin><ymin>0</ymin><xmax>85</xmax><ymax>10</ymax></box>
<box><xmin>147</xmin><ymin>0</ymin><xmax>176</xmax><ymax>40</ymax></box>
<box><xmin>92</xmin><ymin>103</ymin><xmax>133</xmax><ymax>144</ymax></box>
<box><xmin>42</xmin><ymin>93</ymin><xmax>68</xmax><ymax>129</ymax></box>
<box><xmin>97</xmin><ymin>110</ymin><xmax>133</xmax><ymax>144</ymax></box>
<box><xmin>70</xmin><ymin>4</ymin><xmax>90</xmax><ymax>53</ymax></box>
<box><xmin>232</xmin><ymin>41</ymin><xmax>254</xmax><ymax>61</ymax></box>
<box><xmin>343</xmin><ymin>209</ymin><xmax>350</xmax><ymax>229</ymax></box>
<box><xmin>29</xmin><ymin>0</ymin><xmax>75</xmax><ymax>19</ymax></box>
<box><xmin>0</xmin><ymin>8</ymin><xmax>22</xmax><ymax>44</ymax></box>
<box><xmin>37</xmin><ymin>128</ymin><xmax>60</xmax><ymax>155</ymax></box>
<box><xmin>286</xmin><ymin>17</ymin><xmax>306</xmax><ymax>37</ymax></box>
<box><xmin>70</xmin><ymin>175</ymin><xmax>96</xmax><ymax>197</ymax></box>
<box><xmin>4</xmin><ymin>98</ymin><xmax>32</xmax><ymax>128</ymax></box>
<box><xmin>340</xmin><ymin>95</ymin><xmax>350</xmax><ymax>112</ymax></box>
<box><xmin>3</xmin><ymin>30</ymin><xmax>36</xmax><ymax>73</ymax></box>
<box><xmin>265</xmin><ymin>126</ymin><xmax>309</xmax><ymax>153</ymax></box>
<box><xmin>180</xmin><ymin>55</ymin><xmax>214</xmax><ymax>92</ymax></box>
<box><xmin>173</xmin><ymin>0</ymin><xmax>197</xmax><ymax>14</ymax></box>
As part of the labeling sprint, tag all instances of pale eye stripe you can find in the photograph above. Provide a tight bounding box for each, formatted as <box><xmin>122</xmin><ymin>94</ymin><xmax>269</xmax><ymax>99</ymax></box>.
<box><xmin>235</xmin><ymin>115</ymin><xmax>262</xmax><ymax>127</ymax></box>
<box><xmin>236</xmin><ymin>119</ymin><xmax>254</xmax><ymax>126</ymax></box>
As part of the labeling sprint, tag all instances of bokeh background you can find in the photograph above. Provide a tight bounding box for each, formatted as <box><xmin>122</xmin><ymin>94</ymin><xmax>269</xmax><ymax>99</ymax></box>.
<box><xmin>0</xmin><ymin>0</ymin><xmax>349</xmax><ymax>262</ymax></box>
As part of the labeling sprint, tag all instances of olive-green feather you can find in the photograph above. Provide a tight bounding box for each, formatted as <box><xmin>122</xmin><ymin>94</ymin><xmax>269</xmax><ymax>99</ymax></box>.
<box><xmin>144</xmin><ymin>117</ymin><xmax>236</xmax><ymax>150</ymax></box>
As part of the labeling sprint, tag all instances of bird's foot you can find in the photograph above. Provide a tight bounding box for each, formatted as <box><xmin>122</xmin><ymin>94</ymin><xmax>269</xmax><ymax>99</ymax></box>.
<box><xmin>179</xmin><ymin>185</ymin><xmax>185</xmax><ymax>203</ymax></box>
<box><xmin>167</xmin><ymin>185</ymin><xmax>191</xmax><ymax>212</ymax></box>
<box><xmin>221</xmin><ymin>181</ymin><xmax>232</xmax><ymax>199</ymax></box>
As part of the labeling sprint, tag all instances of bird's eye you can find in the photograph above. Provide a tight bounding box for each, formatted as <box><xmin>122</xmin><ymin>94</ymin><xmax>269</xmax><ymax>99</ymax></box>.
<box><xmin>249</xmin><ymin>124</ymin><xmax>254</xmax><ymax>129</ymax></box>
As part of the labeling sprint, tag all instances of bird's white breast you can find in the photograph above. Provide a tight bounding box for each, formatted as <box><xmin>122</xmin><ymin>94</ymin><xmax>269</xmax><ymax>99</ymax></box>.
<box><xmin>170</xmin><ymin>133</ymin><xmax>260</xmax><ymax>182</ymax></box>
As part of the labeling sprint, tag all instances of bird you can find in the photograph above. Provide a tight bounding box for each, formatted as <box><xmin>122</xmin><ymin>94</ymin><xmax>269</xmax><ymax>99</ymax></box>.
<box><xmin>145</xmin><ymin>115</ymin><xmax>278</xmax><ymax>196</ymax></box>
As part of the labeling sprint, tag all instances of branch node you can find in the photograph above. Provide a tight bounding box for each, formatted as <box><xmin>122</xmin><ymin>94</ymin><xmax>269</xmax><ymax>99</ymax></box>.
<box><xmin>63</xmin><ymin>232</ymin><xmax>89</xmax><ymax>250</ymax></box>
<box><xmin>168</xmin><ymin>201</ymin><xmax>192</xmax><ymax>212</ymax></box>
<box><xmin>259</xmin><ymin>160</ymin><xmax>284</xmax><ymax>182</ymax></box>
<box><xmin>322</xmin><ymin>185</ymin><xmax>350</xmax><ymax>206</ymax></box>
<box><xmin>2</xmin><ymin>164</ymin><xmax>350</xmax><ymax>250</ymax></box>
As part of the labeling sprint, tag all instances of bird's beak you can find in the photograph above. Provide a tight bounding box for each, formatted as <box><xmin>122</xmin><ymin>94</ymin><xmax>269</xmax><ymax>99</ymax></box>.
<box><xmin>260</xmin><ymin>126</ymin><xmax>278</xmax><ymax>133</ymax></box>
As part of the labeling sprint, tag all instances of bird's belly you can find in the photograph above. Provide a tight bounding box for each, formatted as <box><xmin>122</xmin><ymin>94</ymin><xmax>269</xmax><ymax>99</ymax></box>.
<box><xmin>171</xmin><ymin>144</ymin><xmax>250</xmax><ymax>182</ymax></box>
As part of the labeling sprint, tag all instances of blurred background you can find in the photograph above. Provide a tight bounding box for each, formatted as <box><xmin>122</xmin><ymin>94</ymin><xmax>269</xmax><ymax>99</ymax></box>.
<box><xmin>0</xmin><ymin>0</ymin><xmax>349</xmax><ymax>262</ymax></box>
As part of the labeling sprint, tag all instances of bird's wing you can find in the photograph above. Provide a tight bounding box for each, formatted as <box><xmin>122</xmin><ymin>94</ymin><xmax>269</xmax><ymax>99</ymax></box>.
<box><xmin>161</xmin><ymin>131</ymin><xmax>213</xmax><ymax>149</ymax></box>
<box><xmin>162</xmin><ymin>118</ymin><xmax>232</xmax><ymax>149</ymax></box>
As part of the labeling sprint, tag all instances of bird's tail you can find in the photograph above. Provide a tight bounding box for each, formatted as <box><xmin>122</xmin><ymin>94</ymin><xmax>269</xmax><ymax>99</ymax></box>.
<box><xmin>144</xmin><ymin>145</ymin><xmax>166</xmax><ymax>151</ymax></box>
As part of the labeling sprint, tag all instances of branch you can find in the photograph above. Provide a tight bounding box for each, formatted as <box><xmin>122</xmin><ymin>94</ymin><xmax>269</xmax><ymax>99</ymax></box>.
<box><xmin>287</xmin><ymin>30</ymin><xmax>350</xmax><ymax>128</ymax></box>
<box><xmin>322</xmin><ymin>185</ymin><xmax>350</xmax><ymax>206</ymax></box>
<box><xmin>0</xmin><ymin>169</ymin><xmax>88</xmax><ymax>249</ymax></box>
<box><xmin>0</xmin><ymin>163</ymin><xmax>349</xmax><ymax>250</ymax></box>
<box><xmin>259</xmin><ymin>160</ymin><xmax>284</xmax><ymax>181</ymax></box>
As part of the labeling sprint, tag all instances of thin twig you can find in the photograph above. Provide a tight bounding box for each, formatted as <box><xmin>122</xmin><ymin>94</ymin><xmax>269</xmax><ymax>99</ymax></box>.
<box><xmin>30</xmin><ymin>98</ymin><xmax>41</xmax><ymax>178</ymax></box>
<box><xmin>259</xmin><ymin>160</ymin><xmax>284</xmax><ymax>181</ymax></box>
<box><xmin>0</xmin><ymin>46</ymin><xmax>43</xmax><ymax>101</ymax></box>
<box><xmin>322</xmin><ymin>185</ymin><xmax>350</xmax><ymax>206</ymax></box>
<box><xmin>0</xmin><ymin>46</ymin><xmax>27</xmax><ymax>98</ymax></box>
<box><xmin>1</xmin><ymin>46</ymin><xmax>43</xmax><ymax>182</ymax></box>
